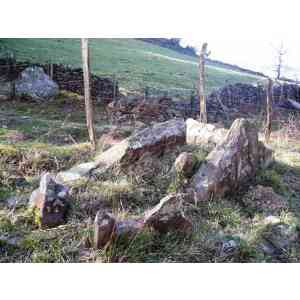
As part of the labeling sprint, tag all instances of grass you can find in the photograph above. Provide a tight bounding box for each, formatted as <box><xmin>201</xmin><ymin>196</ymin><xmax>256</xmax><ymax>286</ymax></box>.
<box><xmin>1</xmin><ymin>90</ymin><xmax>300</xmax><ymax>262</ymax></box>
<box><xmin>0</xmin><ymin>38</ymin><xmax>262</xmax><ymax>94</ymax></box>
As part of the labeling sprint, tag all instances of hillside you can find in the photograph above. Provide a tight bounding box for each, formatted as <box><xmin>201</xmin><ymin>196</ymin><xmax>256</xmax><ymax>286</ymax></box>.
<box><xmin>0</xmin><ymin>38</ymin><xmax>263</xmax><ymax>95</ymax></box>
<box><xmin>138</xmin><ymin>38</ymin><xmax>267</xmax><ymax>78</ymax></box>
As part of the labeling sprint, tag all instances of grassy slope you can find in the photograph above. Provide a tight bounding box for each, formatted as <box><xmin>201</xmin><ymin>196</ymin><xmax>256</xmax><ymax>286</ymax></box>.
<box><xmin>0</xmin><ymin>38</ymin><xmax>262</xmax><ymax>94</ymax></box>
<box><xmin>1</xmin><ymin>96</ymin><xmax>300</xmax><ymax>262</ymax></box>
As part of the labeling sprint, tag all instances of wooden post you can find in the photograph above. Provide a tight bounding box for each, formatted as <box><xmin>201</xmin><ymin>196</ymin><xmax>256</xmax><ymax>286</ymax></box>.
<box><xmin>49</xmin><ymin>63</ymin><xmax>54</xmax><ymax>80</ymax></box>
<box><xmin>81</xmin><ymin>38</ymin><xmax>96</xmax><ymax>150</ymax></box>
<box><xmin>112</xmin><ymin>74</ymin><xmax>117</xmax><ymax>102</ymax></box>
<box><xmin>190</xmin><ymin>90</ymin><xmax>195</xmax><ymax>118</ymax></box>
<box><xmin>265</xmin><ymin>78</ymin><xmax>273</xmax><ymax>143</ymax></box>
<box><xmin>144</xmin><ymin>86</ymin><xmax>149</xmax><ymax>101</ymax></box>
<box><xmin>9</xmin><ymin>53</ymin><xmax>16</xmax><ymax>100</ymax></box>
<box><xmin>199</xmin><ymin>43</ymin><xmax>208</xmax><ymax>123</ymax></box>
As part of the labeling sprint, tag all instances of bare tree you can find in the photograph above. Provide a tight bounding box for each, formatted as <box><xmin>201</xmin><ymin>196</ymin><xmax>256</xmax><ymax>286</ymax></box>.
<box><xmin>265</xmin><ymin>78</ymin><xmax>273</xmax><ymax>143</ymax></box>
<box><xmin>81</xmin><ymin>38</ymin><xmax>96</xmax><ymax>150</ymax></box>
<box><xmin>274</xmin><ymin>42</ymin><xmax>287</xmax><ymax>80</ymax></box>
<box><xmin>198</xmin><ymin>42</ymin><xmax>210</xmax><ymax>123</ymax></box>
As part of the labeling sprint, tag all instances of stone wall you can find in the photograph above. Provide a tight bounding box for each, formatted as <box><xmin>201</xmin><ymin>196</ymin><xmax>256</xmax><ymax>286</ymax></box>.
<box><xmin>0</xmin><ymin>59</ymin><xmax>118</xmax><ymax>102</ymax></box>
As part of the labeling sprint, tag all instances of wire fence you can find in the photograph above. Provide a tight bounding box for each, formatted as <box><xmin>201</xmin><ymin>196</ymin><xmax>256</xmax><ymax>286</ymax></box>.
<box><xmin>0</xmin><ymin>54</ymin><xmax>198</xmax><ymax>104</ymax></box>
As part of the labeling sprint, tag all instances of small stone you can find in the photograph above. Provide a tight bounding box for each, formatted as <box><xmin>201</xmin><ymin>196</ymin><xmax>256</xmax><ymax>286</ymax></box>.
<box><xmin>5</xmin><ymin>195</ymin><xmax>29</xmax><ymax>209</ymax></box>
<box><xmin>115</xmin><ymin>218</ymin><xmax>145</xmax><ymax>237</ymax></box>
<box><xmin>144</xmin><ymin>193</ymin><xmax>192</xmax><ymax>234</ymax></box>
<box><xmin>259</xmin><ymin>223</ymin><xmax>299</xmax><ymax>257</ymax></box>
<box><xmin>219</xmin><ymin>239</ymin><xmax>239</xmax><ymax>257</ymax></box>
<box><xmin>29</xmin><ymin>173</ymin><xmax>69</xmax><ymax>228</ymax></box>
<box><xmin>94</xmin><ymin>212</ymin><xmax>116</xmax><ymax>249</ymax></box>
<box><xmin>174</xmin><ymin>152</ymin><xmax>195</xmax><ymax>177</ymax></box>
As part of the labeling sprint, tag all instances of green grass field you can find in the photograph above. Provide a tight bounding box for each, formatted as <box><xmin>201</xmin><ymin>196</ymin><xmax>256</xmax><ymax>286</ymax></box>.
<box><xmin>0</xmin><ymin>38</ymin><xmax>263</xmax><ymax>94</ymax></box>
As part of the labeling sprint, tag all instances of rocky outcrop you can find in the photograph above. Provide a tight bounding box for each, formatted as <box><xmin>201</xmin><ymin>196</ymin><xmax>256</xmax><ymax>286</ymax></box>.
<box><xmin>58</xmin><ymin>118</ymin><xmax>186</xmax><ymax>182</ymax></box>
<box><xmin>186</xmin><ymin>118</ymin><xmax>227</xmax><ymax>148</ymax></box>
<box><xmin>189</xmin><ymin>119</ymin><xmax>273</xmax><ymax>203</ymax></box>
<box><xmin>29</xmin><ymin>173</ymin><xmax>69</xmax><ymax>228</ymax></box>
<box><xmin>15</xmin><ymin>66</ymin><xmax>59</xmax><ymax>100</ymax></box>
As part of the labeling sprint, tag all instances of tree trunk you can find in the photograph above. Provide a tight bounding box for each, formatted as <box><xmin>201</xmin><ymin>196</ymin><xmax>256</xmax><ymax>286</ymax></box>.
<box><xmin>265</xmin><ymin>78</ymin><xmax>273</xmax><ymax>143</ymax></box>
<box><xmin>199</xmin><ymin>43</ymin><xmax>208</xmax><ymax>123</ymax></box>
<box><xmin>81</xmin><ymin>38</ymin><xmax>96</xmax><ymax>150</ymax></box>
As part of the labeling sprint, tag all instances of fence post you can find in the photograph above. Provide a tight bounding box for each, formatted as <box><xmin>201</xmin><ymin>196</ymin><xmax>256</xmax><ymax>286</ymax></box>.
<box><xmin>112</xmin><ymin>74</ymin><xmax>117</xmax><ymax>102</ymax></box>
<box><xmin>144</xmin><ymin>86</ymin><xmax>149</xmax><ymax>101</ymax></box>
<box><xmin>81</xmin><ymin>38</ymin><xmax>96</xmax><ymax>151</ymax></box>
<box><xmin>9</xmin><ymin>53</ymin><xmax>16</xmax><ymax>100</ymax></box>
<box><xmin>190</xmin><ymin>90</ymin><xmax>195</xmax><ymax>118</ymax></box>
<box><xmin>265</xmin><ymin>78</ymin><xmax>273</xmax><ymax>143</ymax></box>
<box><xmin>49</xmin><ymin>63</ymin><xmax>54</xmax><ymax>80</ymax></box>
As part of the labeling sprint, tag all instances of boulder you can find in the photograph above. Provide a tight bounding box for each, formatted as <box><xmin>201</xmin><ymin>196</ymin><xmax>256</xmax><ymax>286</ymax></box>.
<box><xmin>186</xmin><ymin>118</ymin><xmax>227</xmax><ymax>148</ymax></box>
<box><xmin>58</xmin><ymin>118</ymin><xmax>186</xmax><ymax>182</ymax></box>
<box><xmin>144</xmin><ymin>193</ymin><xmax>192</xmax><ymax>234</ymax></box>
<box><xmin>242</xmin><ymin>185</ymin><xmax>287</xmax><ymax>215</ymax></box>
<box><xmin>189</xmin><ymin>119</ymin><xmax>273</xmax><ymax>203</ymax></box>
<box><xmin>15</xmin><ymin>66</ymin><xmax>59</xmax><ymax>100</ymax></box>
<box><xmin>174</xmin><ymin>152</ymin><xmax>195</xmax><ymax>177</ymax></box>
<box><xmin>29</xmin><ymin>173</ymin><xmax>69</xmax><ymax>228</ymax></box>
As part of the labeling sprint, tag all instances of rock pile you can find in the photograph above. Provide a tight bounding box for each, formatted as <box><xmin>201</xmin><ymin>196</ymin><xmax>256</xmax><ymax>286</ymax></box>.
<box><xmin>107</xmin><ymin>97</ymin><xmax>184</xmax><ymax>125</ymax></box>
<box><xmin>28</xmin><ymin>117</ymin><xmax>276</xmax><ymax>251</ymax></box>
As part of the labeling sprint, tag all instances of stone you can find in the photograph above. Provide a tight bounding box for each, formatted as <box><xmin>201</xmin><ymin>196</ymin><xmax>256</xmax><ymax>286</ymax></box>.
<box><xmin>144</xmin><ymin>193</ymin><xmax>192</xmax><ymax>234</ymax></box>
<box><xmin>174</xmin><ymin>152</ymin><xmax>195</xmax><ymax>177</ymax></box>
<box><xmin>94</xmin><ymin>212</ymin><xmax>116</xmax><ymax>249</ymax></box>
<box><xmin>186</xmin><ymin>118</ymin><xmax>227</xmax><ymax>148</ymax></box>
<box><xmin>15</xmin><ymin>66</ymin><xmax>59</xmax><ymax>100</ymax></box>
<box><xmin>98</xmin><ymin>127</ymin><xmax>131</xmax><ymax>151</ymax></box>
<box><xmin>115</xmin><ymin>218</ymin><xmax>145</xmax><ymax>237</ymax></box>
<box><xmin>0</xmin><ymin>95</ymin><xmax>9</xmax><ymax>101</ymax></box>
<box><xmin>189</xmin><ymin>119</ymin><xmax>273</xmax><ymax>203</ymax></box>
<box><xmin>58</xmin><ymin>118</ymin><xmax>186</xmax><ymax>182</ymax></box>
<box><xmin>219</xmin><ymin>239</ymin><xmax>240</xmax><ymax>258</ymax></box>
<box><xmin>242</xmin><ymin>185</ymin><xmax>287</xmax><ymax>215</ymax></box>
<box><xmin>5</xmin><ymin>195</ymin><xmax>29</xmax><ymax>209</ymax></box>
<box><xmin>259</xmin><ymin>223</ymin><xmax>299</xmax><ymax>257</ymax></box>
<box><xmin>29</xmin><ymin>173</ymin><xmax>69</xmax><ymax>228</ymax></box>
<box><xmin>108</xmin><ymin>97</ymin><xmax>183</xmax><ymax>125</ymax></box>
